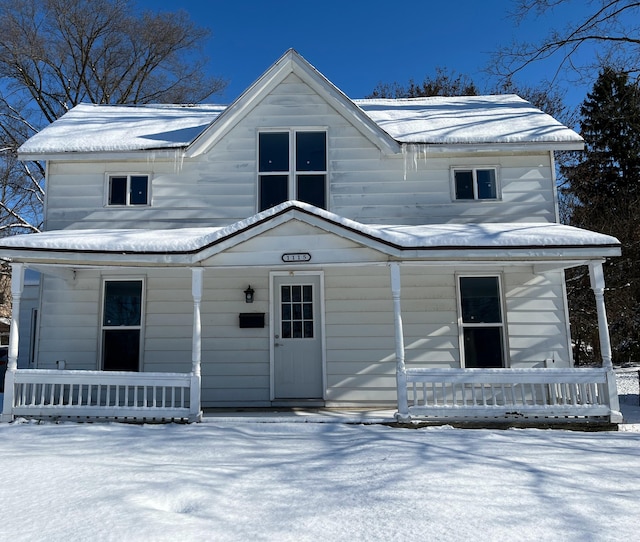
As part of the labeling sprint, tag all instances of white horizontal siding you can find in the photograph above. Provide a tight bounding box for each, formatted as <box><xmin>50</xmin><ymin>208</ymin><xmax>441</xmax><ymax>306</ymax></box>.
<box><xmin>504</xmin><ymin>269</ymin><xmax>570</xmax><ymax>367</ymax></box>
<box><xmin>31</xmin><ymin>262</ymin><xmax>571</xmax><ymax>407</ymax></box>
<box><xmin>45</xmin><ymin>74</ymin><xmax>559</xmax><ymax>231</ymax></box>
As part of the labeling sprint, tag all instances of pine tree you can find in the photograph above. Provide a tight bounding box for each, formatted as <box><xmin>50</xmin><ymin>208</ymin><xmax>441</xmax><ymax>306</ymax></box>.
<box><xmin>562</xmin><ymin>67</ymin><xmax>640</xmax><ymax>363</ymax></box>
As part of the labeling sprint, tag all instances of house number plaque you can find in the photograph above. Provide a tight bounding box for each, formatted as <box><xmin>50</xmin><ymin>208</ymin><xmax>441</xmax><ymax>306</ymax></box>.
<box><xmin>282</xmin><ymin>252</ymin><xmax>311</xmax><ymax>263</ymax></box>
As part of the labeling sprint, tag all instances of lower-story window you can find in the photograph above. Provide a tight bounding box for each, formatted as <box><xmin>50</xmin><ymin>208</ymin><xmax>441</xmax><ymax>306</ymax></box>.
<box><xmin>458</xmin><ymin>276</ymin><xmax>505</xmax><ymax>368</ymax></box>
<box><xmin>101</xmin><ymin>279</ymin><xmax>143</xmax><ymax>371</ymax></box>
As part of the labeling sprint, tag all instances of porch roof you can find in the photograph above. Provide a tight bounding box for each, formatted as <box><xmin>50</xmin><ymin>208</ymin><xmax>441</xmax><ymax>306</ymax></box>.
<box><xmin>0</xmin><ymin>202</ymin><xmax>620</xmax><ymax>266</ymax></box>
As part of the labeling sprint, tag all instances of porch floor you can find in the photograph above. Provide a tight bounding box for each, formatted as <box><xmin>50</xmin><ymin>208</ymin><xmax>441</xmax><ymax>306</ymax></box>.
<box><xmin>201</xmin><ymin>407</ymin><xmax>397</xmax><ymax>424</ymax></box>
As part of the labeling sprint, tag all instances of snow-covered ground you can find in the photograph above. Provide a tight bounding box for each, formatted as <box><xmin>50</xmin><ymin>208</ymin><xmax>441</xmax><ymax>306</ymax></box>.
<box><xmin>0</xmin><ymin>371</ymin><xmax>638</xmax><ymax>542</ymax></box>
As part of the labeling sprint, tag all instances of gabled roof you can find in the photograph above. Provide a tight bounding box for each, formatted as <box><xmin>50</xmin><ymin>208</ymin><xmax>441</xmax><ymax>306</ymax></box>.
<box><xmin>185</xmin><ymin>49</ymin><xmax>400</xmax><ymax>157</ymax></box>
<box><xmin>18</xmin><ymin>49</ymin><xmax>583</xmax><ymax>159</ymax></box>
<box><xmin>0</xmin><ymin>201</ymin><xmax>620</xmax><ymax>267</ymax></box>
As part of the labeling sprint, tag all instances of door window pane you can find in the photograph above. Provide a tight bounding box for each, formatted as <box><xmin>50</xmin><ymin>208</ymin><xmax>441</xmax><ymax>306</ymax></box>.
<box><xmin>296</xmin><ymin>132</ymin><xmax>326</xmax><ymax>171</ymax></box>
<box><xmin>281</xmin><ymin>284</ymin><xmax>314</xmax><ymax>339</ymax></box>
<box><xmin>259</xmin><ymin>132</ymin><xmax>289</xmax><ymax>172</ymax></box>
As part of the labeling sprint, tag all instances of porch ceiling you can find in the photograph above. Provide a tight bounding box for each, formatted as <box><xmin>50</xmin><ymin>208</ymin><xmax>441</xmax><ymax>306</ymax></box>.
<box><xmin>0</xmin><ymin>201</ymin><xmax>621</xmax><ymax>268</ymax></box>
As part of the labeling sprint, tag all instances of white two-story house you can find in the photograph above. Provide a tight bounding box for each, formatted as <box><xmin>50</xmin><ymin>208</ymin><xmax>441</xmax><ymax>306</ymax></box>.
<box><xmin>0</xmin><ymin>50</ymin><xmax>622</xmax><ymax>424</ymax></box>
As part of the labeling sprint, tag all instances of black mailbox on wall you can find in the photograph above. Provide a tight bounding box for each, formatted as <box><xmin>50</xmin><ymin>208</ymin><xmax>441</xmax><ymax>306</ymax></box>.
<box><xmin>239</xmin><ymin>313</ymin><xmax>265</xmax><ymax>328</ymax></box>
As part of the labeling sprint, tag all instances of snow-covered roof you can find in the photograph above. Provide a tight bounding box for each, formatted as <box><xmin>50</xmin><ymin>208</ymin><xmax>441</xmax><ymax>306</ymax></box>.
<box><xmin>18</xmin><ymin>96</ymin><xmax>582</xmax><ymax>156</ymax></box>
<box><xmin>355</xmin><ymin>95</ymin><xmax>582</xmax><ymax>145</ymax></box>
<box><xmin>19</xmin><ymin>104</ymin><xmax>225</xmax><ymax>155</ymax></box>
<box><xmin>0</xmin><ymin>202</ymin><xmax>620</xmax><ymax>266</ymax></box>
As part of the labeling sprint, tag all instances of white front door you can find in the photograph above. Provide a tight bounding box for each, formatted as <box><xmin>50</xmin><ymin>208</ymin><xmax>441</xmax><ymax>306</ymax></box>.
<box><xmin>273</xmin><ymin>274</ymin><xmax>324</xmax><ymax>400</ymax></box>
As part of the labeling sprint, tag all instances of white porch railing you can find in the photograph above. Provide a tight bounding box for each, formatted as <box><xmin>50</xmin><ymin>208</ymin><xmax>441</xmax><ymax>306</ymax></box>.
<box><xmin>397</xmin><ymin>367</ymin><xmax>622</xmax><ymax>424</ymax></box>
<box><xmin>2</xmin><ymin>369</ymin><xmax>202</xmax><ymax>423</ymax></box>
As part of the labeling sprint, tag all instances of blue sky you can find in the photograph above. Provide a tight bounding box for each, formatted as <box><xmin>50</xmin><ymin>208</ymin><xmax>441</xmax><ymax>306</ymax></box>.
<box><xmin>138</xmin><ymin>0</ymin><xmax>595</xmax><ymax>109</ymax></box>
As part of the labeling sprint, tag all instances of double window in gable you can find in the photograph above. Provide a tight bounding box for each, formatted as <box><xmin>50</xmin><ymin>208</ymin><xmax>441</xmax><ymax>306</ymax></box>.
<box><xmin>258</xmin><ymin>130</ymin><xmax>327</xmax><ymax>211</ymax></box>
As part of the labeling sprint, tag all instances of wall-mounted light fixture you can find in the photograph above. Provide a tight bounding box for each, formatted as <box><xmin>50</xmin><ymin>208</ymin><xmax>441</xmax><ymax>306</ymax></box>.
<box><xmin>244</xmin><ymin>285</ymin><xmax>255</xmax><ymax>303</ymax></box>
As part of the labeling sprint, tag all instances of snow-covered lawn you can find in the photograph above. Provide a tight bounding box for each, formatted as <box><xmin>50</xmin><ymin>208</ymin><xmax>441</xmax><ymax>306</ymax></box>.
<box><xmin>0</xmin><ymin>371</ymin><xmax>638</xmax><ymax>542</ymax></box>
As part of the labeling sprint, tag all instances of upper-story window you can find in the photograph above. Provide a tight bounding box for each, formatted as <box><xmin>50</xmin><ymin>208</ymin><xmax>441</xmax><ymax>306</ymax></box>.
<box><xmin>107</xmin><ymin>174</ymin><xmax>149</xmax><ymax>206</ymax></box>
<box><xmin>452</xmin><ymin>167</ymin><xmax>498</xmax><ymax>200</ymax></box>
<box><xmin>258</xmin><ymin>130</ymin><xmax>327</xmax><ymax>211</ymax></box>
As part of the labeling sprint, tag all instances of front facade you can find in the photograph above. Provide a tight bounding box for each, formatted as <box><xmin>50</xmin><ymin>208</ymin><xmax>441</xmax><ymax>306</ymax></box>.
<box><xmin>0</xmin><ymin>50</ymin><xmax>622</xmax><ymax>422</ymax></box>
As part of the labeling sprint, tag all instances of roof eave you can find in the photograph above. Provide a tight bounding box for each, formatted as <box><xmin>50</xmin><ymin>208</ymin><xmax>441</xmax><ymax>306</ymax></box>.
<box><xmin>405</xmin><ymin>141</ymin><xmax>584</xmax><ymax>154</ymax></box>
<box><xmin>18</xmin><ymin>147</ymin><xmax>188</xmax><ymax>162</ymax></box>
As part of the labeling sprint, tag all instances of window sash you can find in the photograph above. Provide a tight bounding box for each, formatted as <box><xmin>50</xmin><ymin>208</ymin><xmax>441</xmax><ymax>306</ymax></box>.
<box><xmin>101</xmin><ymin>279</ymin><xmax>143</xmax><ymax>372</ymax></box>
<box><xmin>107</xmin><ymin>174</ymin><xmax>149</xmax><ymax>206</ymax></box>
<box><xmin>458</xmin><ymin>276</ymin><xmax>505</xmax><ymax>368</ymax></box>
<box><xmin>453</xmin><ymin>168</ymin><xmax>498</xmax><ymax>200</ymax></box>
<box><xmin>258</xmin><ymin>130</ymin><xmax>327</xmax><ymax>211</ymax></box>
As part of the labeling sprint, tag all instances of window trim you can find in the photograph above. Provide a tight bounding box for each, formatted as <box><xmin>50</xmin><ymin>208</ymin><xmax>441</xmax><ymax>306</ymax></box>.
<box><xmin>99</xmin><ymin>277</ymin><xmax>145</xmax><ymax>371</ymax></box>
<box><xmin>456</xmin><ymin>273</ymin><xmax>508</xmax><ymax>368</ymax></box>
<box><xmin>450</xmin><ymin>166</ymin><xmax>500</xmax><ymax>201</ymax></box>
<box><xmin>104</xmin><ymin>173</ymin><xmax>151</xmax><ymax>207</ymax></box>
<box><xmin>257</xmin><ymin>128</ymin><xmax>328</xmax><ymax>211</ymax></box>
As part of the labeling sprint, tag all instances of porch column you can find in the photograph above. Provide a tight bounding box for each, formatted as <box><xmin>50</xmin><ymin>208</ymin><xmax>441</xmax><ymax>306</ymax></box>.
<box><xmin>588</xmin><ymin>260</ymin><xmax>622</xmax><ymax>422</ymax></box>
<box><xmin>190</xmin><ymin>267</ymin><xmax>203</xmax><ymax>421</ymax></box>
<box><xmin>390</xmin><ymin>263</ymin><xmax>408</xmax><ymax>417</ymax></box>
<box><xmin>588</xmin><ymin>260</ymin><xmax>613</xmax><ymax>368</ymax></box>
<box><xmin>1</xmin><ymin>262</ymin><xmax>24</xmax><ymax>422</ymax></box>
<box><xmin>191</xmin><ymin>268</ymin><xmax>203</xmax><ymax>376</ymax></box>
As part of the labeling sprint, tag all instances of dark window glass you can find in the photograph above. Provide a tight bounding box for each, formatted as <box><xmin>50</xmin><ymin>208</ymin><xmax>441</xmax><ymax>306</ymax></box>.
<box><xmin>281</xmin><ymin>286</ymin><xmax>291</xmax><ymax>303</ymax></box>
<box><xmin>454</xmin><ymin>171</ymin><xmax>474</xmax><ymax>199</ymax></box>
<box><xmin>259</xmin><ymin>175</ymin><xmax>288</xmax><ymax>211</ymax></box>
<box><xmin>259</xmin><ymin>132</ymin><xmax>289</xmax><ymax>172</ymax></box>
<box><xmin>292</xmin><ymin>286</ymin><xmax>302</xmax><ymax>303</ymax></box>
<box><xmin>477</xmin><ymin>169</ymin><xmax>497</xmax><ymax>199</ymax></box>
<box><xmin>303</xmin><ymin>303</ymin><xmax>313</xmax><ymax>319</ymax></box>
<box><xmin>282</xmin><ymin>321</ymin><xmax>292</xmax><ymax>339</ymax></box>
<box><xmin>293</xmin><ymin>321</ymin><xmax>303</xmax><ymax>338</ymax></box>
<box><xmin>297</xmin><ymin>175</ymin><xmax>326</xmax><ymax>208</ymax></box>
<box><xmin>460</xmin><ymin>277</ymin><xmax>501</xmax><ymax>323</ymax></box>
<box><xmin>103</xmin><ymin>329</ymin><xmax>140</xmax><ymax>371</ymax></box>
<box><xmin>130</xmin><ymin>175</ymin><xmax>149</xmax><ymax>205</ymax></box>
<box><xmin>304</xmin><ymin>321</ymin><xmax>314</xmax><ymax>338</ymax></box>
<box><xmin>303</xmin><ymin>285</ymin><xmax>312</xmax><ymax>302</ymax></box>
<box><xmin>103</xmin><ymin>281</ymin><xmax>142</xmax><ymax>327</ymax></box>
<box><xmin>463</xmin><ymin>328</ymin><xmax>503</xmax><ymax>368</ymax></box>
<box><xmin>109</xmin><ymin>176</ymin><xmax>127</xmax><ymax>205</ymax></box>
<box><xmin>296</xmin><ymin>132</ymin><xmax>326</xmax><ymax>171</ymax></box>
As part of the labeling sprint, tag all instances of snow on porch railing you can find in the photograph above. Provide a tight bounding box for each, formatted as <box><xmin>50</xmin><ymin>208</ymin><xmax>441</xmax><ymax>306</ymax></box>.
<box><xmin>397</xmin><ymin>367</ymin><xmax>621</xmax><ymax>423</ymax></box>
<box><xmin>3</xmin><ymin>369</ymin><xmax>202</xmax><ymax>422</ymax></box>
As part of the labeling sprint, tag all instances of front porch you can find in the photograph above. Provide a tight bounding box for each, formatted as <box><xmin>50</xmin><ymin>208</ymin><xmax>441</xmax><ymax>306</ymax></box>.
<box><xmin>1</xmin><ymin>258</ymin><xmax>623</xmax><ymax>426</ymax></box>
<box><xmin>0</xmin><ymin>204</ymin><xmax>624</xmax><ymax>425</ymax></box>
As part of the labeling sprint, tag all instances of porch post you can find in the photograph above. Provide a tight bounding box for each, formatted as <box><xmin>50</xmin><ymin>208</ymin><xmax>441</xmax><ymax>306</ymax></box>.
<box><xmin>190</xmin><ymin>267</ymin><xmax>203</xmax><ymax>421</ymax></box>
<box><xmin>588</xmin><ymin>260</ymin><xmax>622</xmax><ymax>421</ymax></box>
<box><xmin>588</xmin><ymin>261</ymin><xmax>613</xmax><ymax>368</ymax></box>
<box><xmin>2</xmin><ymin>262</ymin><xmax>24</xmax><ymax>422</ymax></box>
<box><xmin>390</xmin><ymin>263</ymin><xmax>408</xmax><ymax>418</ymax></box>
